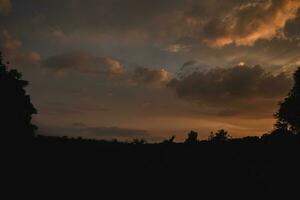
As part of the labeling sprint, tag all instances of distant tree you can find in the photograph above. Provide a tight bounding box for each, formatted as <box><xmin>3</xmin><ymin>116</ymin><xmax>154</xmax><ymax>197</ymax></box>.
<box><xmin>184</xmin><ymin>130</ymin><xmax>199</xmax><ymax>144</ymax></box>
<box><xmin>209</xmin><ymin>129</ymin><xmax>231</xmax><ymax>143</ymax></box>
<box><xmin>275</xmin><ymin>67</ymin><xmax>300</xmax><ymax>133</ymax></box>
<box><xmin>111</xmin><ymin>139</ymin><xmax>119</xmax><ymax>143</ymax></box>
<box><xmin>0</xmin><ymin>52</ymin><xmax>37</xmax><ymax>139</ymax></box>
<box><xmin>133</xmin><ymin>138</ymin><xmax>146</xmax><ymax>145</ymax></box>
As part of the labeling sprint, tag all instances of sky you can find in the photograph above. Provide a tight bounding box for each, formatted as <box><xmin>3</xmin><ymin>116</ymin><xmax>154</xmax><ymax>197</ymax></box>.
<box><xmin>1</xmin><ymin>0</ymin><xmax>300</xmax><ymax>141</ymax></box>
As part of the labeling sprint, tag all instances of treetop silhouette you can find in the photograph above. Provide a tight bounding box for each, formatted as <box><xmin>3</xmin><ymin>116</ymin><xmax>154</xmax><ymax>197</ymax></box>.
<box><xmin>0</xmin><ymin>52</ymin><xmax>37</xmax><ymax>139</ymax></box>
<box><xmin>184</xmin><ymin>130</ymin><xmax>199</xmax><ymax>144</ymax></box>
<box><xmin>209</xmin><ymin>129</ymin><xmax>231</xmax><ymax>143</ymax></box>
<box><xmin>275</xmin><ymin>67</ymin><xmax>300</xmax><ymax>134</ymax></box>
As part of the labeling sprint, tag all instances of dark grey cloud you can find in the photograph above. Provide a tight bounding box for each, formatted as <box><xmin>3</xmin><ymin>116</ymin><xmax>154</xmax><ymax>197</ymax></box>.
<box><xmin>1</xmin><ymin>0</ymin><xmax>182</xmax><ymax>39</ymax></box>
<box><xmin>0</xmin><ymin>30</ymin><xmax>40</xmax><ymax>66</ymax></box>
<box><xmin>42</xmin><ymin>50</ymin><xmax>170</xmax><ymax>86</ymax></box>
<box><xmin>0</xmin><ymin>30</ymin><xmax>21</xmax><ymax>54</ymax></box>
<box><xmin>42</xmin><ymin>51</ymin><xmax>123</xmax><ymax>76</ymax></box>
<box><xmin>168</xmin><ymin>65</ymin><xmax>292</xmax><ymax>116</ymax></box>
<box><xmin>285</xmin><ymin>9</ymin><xmax>300</xmax><ymax>40</ymax></box>
<box><xmin>177</xmin><ymin>60</ymin><xmax>210</xmax><ymax>79</ymax></box>
<box><xmin>181</xmin><ymin>60</ymin><xmax>197</xmax><ymax>70</ymax></box>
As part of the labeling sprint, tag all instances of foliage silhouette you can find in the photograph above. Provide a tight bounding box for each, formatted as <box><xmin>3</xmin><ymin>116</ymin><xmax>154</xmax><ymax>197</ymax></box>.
<box><xmin>184</xmin><ymin>130</ymin><xmax>199</xmax><ymax>144</ymax></box>
<box><xmin>132</xmin><ymin>138</ymin><xmax>146</xmax><ymax>145</ymax></box>
<box><xmin>0</xmin><ymin>52</ymin><xmax>37</xmax><ymax>139</ymax></box>
<box><xmin>275</xmin><ymin>67</ymin><xmax>300</xmax><ymax>133</ymax></box>
<box><xmin>209</xmin><ymin>129</ymin><xmax>231</xmax><ymax>143</ymax></box>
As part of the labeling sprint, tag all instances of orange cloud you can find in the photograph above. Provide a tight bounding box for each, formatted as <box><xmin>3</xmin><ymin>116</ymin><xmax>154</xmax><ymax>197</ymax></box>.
<box><xmin>100</xmin><ymin>57</ymin><xmax>123</xmax><ymax>76</ymax></box>
<box><xmin>203</xmin><ymin>0</ymin><xmax>300</xmax><ymax>47</ymax></box>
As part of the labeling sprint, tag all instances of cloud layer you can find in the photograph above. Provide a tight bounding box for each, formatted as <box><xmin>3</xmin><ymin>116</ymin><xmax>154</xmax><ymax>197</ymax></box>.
<box><xmin>42</xmin><ymin>51</ymin><xmax>123</xmax><ymax>76</ymax></box>
<box><xmin>3</xmin><ymin>0</ymin><xmax>300</xmax><ymax>49</ymax></box>
<box><xmin>200</xmin><ymin>0</ymin><xmax>300</xmax><ymax>47</ymax></box>
<box><xmin>42</xmin><ymin>51</ymin><xmax>170</xmax><ymax>86</ymax></box>
<box><xmin>168</xmin><ymin>65</ymin><xmax>292</xmax><ymax>116</ymax></box>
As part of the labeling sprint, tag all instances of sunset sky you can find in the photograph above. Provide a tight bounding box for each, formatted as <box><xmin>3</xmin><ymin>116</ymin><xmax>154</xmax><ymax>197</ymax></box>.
<box><xmin>1</xmin><ymin>0</ymin><xmax>300</xmax><ymax>141</ymax></box>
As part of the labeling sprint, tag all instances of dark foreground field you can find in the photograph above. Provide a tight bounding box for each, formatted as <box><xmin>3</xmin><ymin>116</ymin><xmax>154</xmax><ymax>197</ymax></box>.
<box><xmin>6</xmin><ymin>134</ymin><xmax>300</xmax><ymax>198</ymax></box>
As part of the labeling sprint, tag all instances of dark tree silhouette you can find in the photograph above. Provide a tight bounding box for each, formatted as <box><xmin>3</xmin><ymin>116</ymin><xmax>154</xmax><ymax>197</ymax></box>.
<box><xmin>275</xmin><ymin>67</ymin><xmax>300</xmax><ymax>133</ymax></box>
<box><xmin>209</xmin><ymin>129</ymin><xmax>231</xmax><ymax>143</ymax></box>
<box><xmin>184</xmin><ymin>130</ymin><xmax>199</xmax><ymax>144</ymax></box>
<box><xmin>133</xmin><ymin>138</ymin><xmax>146</xmax><ymax>144</ymax></box>
<box><xmin>0</xmin><ymin>52</ymin><xmax>37</xmax><ymax>139</ymax></box>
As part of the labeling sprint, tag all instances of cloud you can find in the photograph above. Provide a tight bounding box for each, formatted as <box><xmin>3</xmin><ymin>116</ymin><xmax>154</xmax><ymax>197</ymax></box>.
<box><xmin>2</xmin><ymin>0</ymin><xmax>300</xmax><ymax>49</ymax></box>
<box><xmin>100</xmin><ymin>57</ymin><xmax>123</xmax><ymax>76</ymax></box>
<box><xmin>200</xmin><ymin>0</ymin><xmax>300</xmax><ymax>47</ymax></box>
<box><xmin>176</xmin><ymin>60</ymin><xmax>210</xmax><ymax>79</ymax></box>
<box><xmin>0</xmin><ymin>30</ymin><xmax>22</xmax><ymax>52</ymax></box>
<box><xmin>163</xmin><ymin>44</ymin><xmax>192</xmax><ymax>53</ymax></box>
<box><xmin>42</xmin><ymin>51</ymin><xmax>123</xmax><ymax>76</ymax></box>
<box><xmin>168</xmin><ymin>64</ymin><xmax>292</xmax><ymax>117</ymax></box>
<box><xmin>181</xmin><ymin>60</ymin><xmax>198</xmax><ymax>70</ymax></box>
<box><xmin>0</xmin><ymin>0</ymin><xmax>11</xmax><ymax>15</ymax></box>
<box><xmin>42</xmin><ymin>51</ymin><xmax>92</xmax><ymax>72</ymax></box>
<box><xmin>42</xmin><ymin>50</ymin><xmax>170</xmax><ymax>86</ymax></box>
<box><xmin>47</xmin><ymin>27</ymin><xmax>66</xmax><ymax>40</ymax></box>
<box><xmin>130</xmin><ymin>66</ymin><xmax>170</xmax><ymax>86</ymax></box>
<box><xmin>0</xmin><ymin>30</ymin><xmax>41</xmax><ymax>66</ymax></box>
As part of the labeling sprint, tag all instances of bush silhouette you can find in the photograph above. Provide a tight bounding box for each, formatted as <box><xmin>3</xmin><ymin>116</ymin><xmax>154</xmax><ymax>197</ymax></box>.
<box><xmin>209</xmin><ymin>129</ymin><xmax>231</xmax><ymax>143</ymax></box>
<box><xmin>133</xmin><ymin>138</ymin><xmax>146</xmax><ymax>145</ymax></box>
<box><xmin>184</xmin><ymin>130</ymin><xmax>199</xmax><ymax>144</ymax></box>
<box><xmin>0</xmin><ymin>52</ymin><xmax>37</xmax><ymax>139</ymax></box>
<box><xmin>275</xmin><ymin>67</ymin><xmax>300</xmax><ymax>133</ymax></box>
